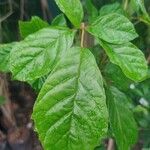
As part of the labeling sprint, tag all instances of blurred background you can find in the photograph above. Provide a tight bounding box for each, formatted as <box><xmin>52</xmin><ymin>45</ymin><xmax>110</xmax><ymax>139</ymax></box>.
<box><xmin>0</xmin><ymin>0</ymin><xmax>150</xmax><ymax>150</ymax></box>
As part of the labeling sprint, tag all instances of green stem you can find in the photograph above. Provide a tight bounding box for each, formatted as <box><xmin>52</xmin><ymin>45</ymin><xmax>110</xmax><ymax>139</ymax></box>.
<box><xmin>80</xmin><ymin>22</ymin><xmax>85</xmax><ymax>48</ymax></box>
<box><xmin>123</xmin><ymin>0</ymin><xmax>128</xmax><ymax>11</ymax></box>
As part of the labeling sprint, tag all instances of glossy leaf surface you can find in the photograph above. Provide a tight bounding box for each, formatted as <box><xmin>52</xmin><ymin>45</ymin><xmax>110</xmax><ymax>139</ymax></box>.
<box><xmin>87</xmin><ymin>13</ymin><xmax>138</xmax><ymax>44</ymax></box>
<box><xmin>55</xmin><ymin>0</ymin><xmax>83</xmax><ymax>27</ymax></box>
<box><xmin>9</xmin><ymin>27</ymin><xmax>75</xmax><ymax>82</ymax></box>
<box><xmin>32</xmin><ymin>47</ymin><xmax>108</xmax><ymax>150</ymax></box>
<box><xmin>99</xmin><ymin>2</ymin><xmax>124</xmax><ymax>17</ymax></box>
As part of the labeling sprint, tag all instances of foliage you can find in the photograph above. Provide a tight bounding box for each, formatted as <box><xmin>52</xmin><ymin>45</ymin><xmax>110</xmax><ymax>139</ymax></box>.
<box><xmin>0</xmin><ymin>0</ymin><xmax>150</xmax><ymax>150</ymax></box>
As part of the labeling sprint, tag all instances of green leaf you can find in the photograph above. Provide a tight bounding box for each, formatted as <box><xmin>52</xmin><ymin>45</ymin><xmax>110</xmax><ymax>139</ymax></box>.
<box><xmin>0</xmin><ymin>96</ymin><xmax>5</xmax><ymax>105</ymax></box>
<box><xmin>52</xmin><ymin>14</ymin><xmax>67</xmax><ymax>27</ymax></box>
<box><xmin>29</xmin><ymin>76</ymin><xmax>47</xmax><ymax>92</ymax></box>
<box><xmin>19</xmin><ymin>16</ymin><xmax>49</xmax><ymax>38</ymax></box>
<box><xmin>99</xmin><ymin>2</ymin><xmax>124</xmax><ymax>17</ymax></box>
<box><xmin>131</xmin><ymin>0</ymin><xmax>148</xmax><ymax>16</ymax></box>
<box><xmin>131</xmin><ymin>0</ymin><xmax>150</xmax><ymax>25</ymax></box>
<box><xmin>0</xmin><ymin>42</ymin><xmax>17</xmax><ymax>72</ymax></box>
<box><xmin>55</xmin><ymin>0</ymin><xmax>83</xmax><ymax>27</ymax></box>
<box><xmin>106</xmin><ymin>86</ymin><xmax>138</xmax><ymax>150</ymax></box>
<box><xmin>99</xmin><ymin>40</ymin><xmax>148</xmax><ymax>81</ymax></box>
<box><xmin>83</xmin><ymin>0</ymin><xmax>98</xmax><ymax>23</ymax></box>
<box><xmin>32</xmin><ymin>47</ymin><xmax>108</xmax><ymax>150</ymax></box>
<box><xmin>87</xmin><ymin>13</ymin><xmax>138</xmax><ymax>44</ymax></box>
<box><xmin>9</xmin><ymin>27</ymin><xmax>75</xmax><ymax>82</ymax></box>
<box><xmin>104</xmin><ymin>63</ymin><xmax>132</xmax><ymax>91</ymax></box>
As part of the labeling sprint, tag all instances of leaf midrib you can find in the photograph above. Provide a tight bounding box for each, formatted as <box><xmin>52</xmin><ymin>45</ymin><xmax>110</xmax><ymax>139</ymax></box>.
<box><xmin>67</xmin><ymin>49</ymin><xmax>82</xmax><ymax>148</ymax></box>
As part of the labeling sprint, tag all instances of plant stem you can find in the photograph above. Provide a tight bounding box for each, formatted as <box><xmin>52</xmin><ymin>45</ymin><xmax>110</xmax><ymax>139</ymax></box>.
<box><xmin>107</xmin><ymin>138</ymin><xmax>114</xmax><ymax>150</ymax></box>
<box><xmin>80</xmin><ymin>22</ymin><xmax>85</xmax><ymax>48</ymax></box>
<box><xmin>123</xmin><ymin>0</ymin><xmax>128</xmax><ymax>11</ymax></box>
<box><xmin>147</xmin><ymin>54</ymin><xmax>150</xmax><ymax>64</ymax></box>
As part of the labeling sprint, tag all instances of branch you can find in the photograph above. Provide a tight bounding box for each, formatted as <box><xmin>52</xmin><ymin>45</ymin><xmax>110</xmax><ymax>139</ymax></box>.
<box><xmin>107</xmin><ymin>138</ymin><xmax>114</xmax><ymax>150</ymax></box>
<box><xmin>20</xmin><ymin>0</ymin><xmax>25</xmax><ymax>20</ymax></box>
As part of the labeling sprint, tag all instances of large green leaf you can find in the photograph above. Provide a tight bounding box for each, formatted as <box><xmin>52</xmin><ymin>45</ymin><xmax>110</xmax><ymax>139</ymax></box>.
<box><xmin>9</xmin><ymin>27</ymin><xmax>75</xmax><ymax>82</ymax></box>
<box><xmin>0</xmin><ymin>42</ymin><xmax>17</xmax><ymax>72</ymax></box>
<box><xmin>99</xmin><ymin>40</ymin><xmax>148</xmax><ymax>81</ymax></box>
<box><xmin>55</xmin><ymin>0</ymin><xmax>83</xmax><ymax>27</ymax></box>
<box><xmin>106</xmin><ymin>86</ymin><xmax>138</xmax><ymax>150</ymax></box>
<box><xmin>19</xmin><ymin>16</ymin><xmax>49</xmax><ymax>38</ymax></box>
<box><xmin>99</xmin><ymin>2</ymin><xmax>124</xmax><ymax>17</ymax></box>
<box><xmin>32</xmin><ymin>47</ymin><xmax>108</xmax><ymax>150</ymax></box>
<box><xmin>87</xmin><ymin>13</ymin><xmax>138</xmax><ymax>44</ymax></box>
<box><xmin>51</xmin><ymin>14</ymin><xmax>67</xmax><ymax>27</ymax></box>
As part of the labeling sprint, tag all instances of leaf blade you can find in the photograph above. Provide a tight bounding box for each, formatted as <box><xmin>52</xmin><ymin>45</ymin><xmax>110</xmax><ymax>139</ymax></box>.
<box><xmin>32</xmin><ymin>47</ymin><xmax>108</xmax><ymax>150</ymax></box>
<box><xmin>9</xmin><ymin>27</ymin><xmax>75</xmax><ymax>82</ymax></box>
<box><xmin>51</xmin><ymin>14</ymin><xmax>67</xmax><ymax>27</ymax></box>
<box><xmin>99</xmin><ymin>40</ymin><xmax>148</xmax><ymax>81</ymax></box>
<box><xmin>87</xmin><ymin>13</ymin><xmax>138</xmax><ymax>44</ymax></box>
<box><xmin>19</xmin><ymin>16</ymin><xmax>49</xmax><ymax>38</ymax></box>
<box><xmin>55</xmin><ymin>0</ymin><xmax>83</xmax><ymax>27</ymax></box>
<box><xmin>99</xmin><ymin>2</ymin><xmax>124</xmax><ymax>17</ymax></box>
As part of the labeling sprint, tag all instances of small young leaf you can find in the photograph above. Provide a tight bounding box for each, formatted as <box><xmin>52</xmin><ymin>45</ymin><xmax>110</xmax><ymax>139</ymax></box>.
<box><xmin>32</xmin><ymin>47</ymin><xmax>108</xmax><ymax>150</ymax></box>
<box><xmin>87</xmin><ymin>13</ymin><xmax>138</xmax><ymax>44</ymax></box>
<box><xmin>106</xmin><ymin>86</ymin><xmax>138</xmax><ymax>150</ymax></box>
<box><xmin>9</xmin><ymin>27</ymin><xmax>75</xmax><ymax>82</ymax></box>
<box><xmin>51</xmin><ymin>14</ymin><xmax>67</xmax><ymax>27</ymax></box>
<box><xmin>0</xmin><ymin>42</ymin><xmax>17</xmax><ymax>72</ymax></box>
<box><xmin>29</xmin><ymin>76</ymin><xmax>47</xmax><ymax>92</ymax></box>
<box><xmin>19</xmin><ymin>16</ymin><xmax>49</xmax><ymax>38</ymax></box>
<box><xmin>99</xmin><ymin>40</ymin><xmax>148</xmax><ymax>81</ymax></box>
<box><xmin>55</xmin><ymin>0</ymin><xmax>83</xmax><ymax>27</ymax></box>
<box><xmin>99</xmin><ymin>2</ymin><xmax>124</xmax><ymax>17</ymax></box>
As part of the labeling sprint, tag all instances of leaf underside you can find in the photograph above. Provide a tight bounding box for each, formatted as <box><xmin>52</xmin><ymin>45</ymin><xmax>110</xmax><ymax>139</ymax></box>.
<box><xmin>0</xmin><ymin>42</ymin><xmax>17</xmax><ymax>72</ymax></box>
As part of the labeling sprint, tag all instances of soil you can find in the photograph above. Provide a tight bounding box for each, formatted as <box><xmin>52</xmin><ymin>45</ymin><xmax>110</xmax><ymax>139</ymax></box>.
<box><xmin>0</xmin><ymin>75</ymin><xmax>43</xmax><ymax>150</ymax></box>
